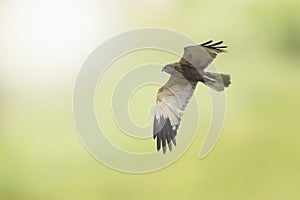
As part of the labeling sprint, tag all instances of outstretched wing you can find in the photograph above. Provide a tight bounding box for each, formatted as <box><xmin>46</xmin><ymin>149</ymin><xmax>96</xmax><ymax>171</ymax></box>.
<box><xmin>153</xmin><ymin>76</ymin><xmax>196</xmax><ymax>153</ymax></box>
<box><xmin>180</xmin><ymin>40</ymin><xmax>227</xmax><ymax>70</ymax></box>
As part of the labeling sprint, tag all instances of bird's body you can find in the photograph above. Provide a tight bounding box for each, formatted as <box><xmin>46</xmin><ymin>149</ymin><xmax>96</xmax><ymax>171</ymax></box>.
<box><xmin>153</xmin><ymin>40</ymin><xmax>231</xmax><ymax>153</ymax></box>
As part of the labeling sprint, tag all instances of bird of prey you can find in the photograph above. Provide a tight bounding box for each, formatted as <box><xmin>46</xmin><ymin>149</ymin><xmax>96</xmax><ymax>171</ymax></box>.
<box><xmin>153</xmin><ymin>40</ymin><xmax>231</xmax><ymax>153</ymax></box>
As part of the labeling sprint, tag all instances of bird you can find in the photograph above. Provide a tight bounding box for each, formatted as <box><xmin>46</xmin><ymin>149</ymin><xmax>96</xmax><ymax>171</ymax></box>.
<box><xmin>153</xmin><ymin>40</ymin><xmax>231</xmax><ymax>153</ymax></box>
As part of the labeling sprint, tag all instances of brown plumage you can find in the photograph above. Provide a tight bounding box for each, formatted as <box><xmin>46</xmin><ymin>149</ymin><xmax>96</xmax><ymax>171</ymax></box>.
<box><xmin>153</xmin><ymin>40</ymin><xmax>231</xmax><ymax>153</ymax></box>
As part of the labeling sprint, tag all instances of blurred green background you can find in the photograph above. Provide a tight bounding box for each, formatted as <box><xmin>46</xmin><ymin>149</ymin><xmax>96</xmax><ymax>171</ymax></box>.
<box><xmin>1</xmin><ymin>0</ymin><xmax>300</xmax><ymax>199</ymax></box>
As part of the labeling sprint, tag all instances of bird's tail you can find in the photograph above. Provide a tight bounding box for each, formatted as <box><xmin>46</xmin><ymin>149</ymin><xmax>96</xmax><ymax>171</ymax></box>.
<box><xmin>202</xmin><ymin>72</ymin><xmax>231</xmax><ymax>92</ymax></box>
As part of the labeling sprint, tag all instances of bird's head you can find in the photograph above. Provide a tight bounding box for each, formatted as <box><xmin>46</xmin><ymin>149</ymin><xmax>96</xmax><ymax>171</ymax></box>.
<box><xmin>162</xmin><ymin>64</ymin><xmax>177</xmax><ymax>75</ymax></box>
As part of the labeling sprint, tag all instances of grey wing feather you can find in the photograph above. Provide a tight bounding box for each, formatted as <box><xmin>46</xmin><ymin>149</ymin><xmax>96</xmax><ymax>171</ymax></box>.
<box><xmin>181</xmin><ymin>40</ymin><xmax>227</xmax><ymax>70</ymax></box>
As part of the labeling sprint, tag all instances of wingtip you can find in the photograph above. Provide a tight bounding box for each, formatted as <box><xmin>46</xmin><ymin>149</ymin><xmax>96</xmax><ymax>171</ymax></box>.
<box><xmin>210</xmin><ymin>41</ymin><xmax>223</xmax><ymax>47</ymax></box>
<box><xmin>172</xmin><ymin>138</ymin><xmax>176</xmax><ymax>146</ymax></box>
<box><xmin>162</xmin><ymin>146</ymin><xmax>167</xmax><ymax>154</ymax></box>
<box><xmin>200</xmin><ymin>40</ymin><xmax>228</xmax><ymax>52</ymax></box>
<box><xmin>154</xmin><ymin>117</ymin><xmax>178</xmax><ymax>154</ymax></box>
<box><xmin>167</xmin><ymin>142</ymin><xmax>172</xmax><ymax>151</ymax></box>
<box><xmin>200</xmin><ymin>40</ymin><xmax>213</xmax><ymax>46</ymax></box>
<box><xmin>216</xmin><ymin>45</ymin><xmax>227</xmax><ymax>49</ymax></box>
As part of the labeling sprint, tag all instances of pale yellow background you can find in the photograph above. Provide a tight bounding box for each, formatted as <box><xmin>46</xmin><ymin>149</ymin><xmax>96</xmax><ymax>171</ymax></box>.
<box><xmin>1</xmin><ymin>0</ymin><xmax>300</xmax><ymax>199</ymax></box>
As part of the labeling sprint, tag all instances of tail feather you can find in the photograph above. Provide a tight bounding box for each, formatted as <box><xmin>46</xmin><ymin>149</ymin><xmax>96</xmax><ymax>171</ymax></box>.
<box><xmin>202</xmin><ymin>72</ymin><xmax>231</xmax><ymax>91</ymax></box>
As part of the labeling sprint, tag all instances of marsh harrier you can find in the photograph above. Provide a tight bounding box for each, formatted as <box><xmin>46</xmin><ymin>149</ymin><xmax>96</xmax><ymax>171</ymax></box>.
<box><xmin>153</xmin><ymin>40</ymin><xmax>231</xmax><ymax>153</ymax></box>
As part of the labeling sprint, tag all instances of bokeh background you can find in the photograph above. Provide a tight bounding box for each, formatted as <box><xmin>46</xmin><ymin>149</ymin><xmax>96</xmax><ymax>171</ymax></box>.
<box><xmin>1</xmin><ymin>0</ymin><xmax>300</xmax><ymax>199</ymax></box>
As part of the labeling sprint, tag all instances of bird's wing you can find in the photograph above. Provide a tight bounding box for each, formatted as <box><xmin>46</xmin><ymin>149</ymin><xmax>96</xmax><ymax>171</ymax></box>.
<box><xmin>180</xmin><ymin>40</ymin><xmax>227</xmax><ymax>70</ymax></box>
<box><xmin>153</xmin><ymin>76</ymin><xmax>196</xmax><ymax>153</ymax></box>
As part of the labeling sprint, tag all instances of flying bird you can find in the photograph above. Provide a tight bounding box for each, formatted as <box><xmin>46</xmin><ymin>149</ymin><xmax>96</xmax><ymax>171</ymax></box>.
<box><xmin>153</xmin><ymin>40</ymin><xmax>231</xmax><ymax>153</ymax></box>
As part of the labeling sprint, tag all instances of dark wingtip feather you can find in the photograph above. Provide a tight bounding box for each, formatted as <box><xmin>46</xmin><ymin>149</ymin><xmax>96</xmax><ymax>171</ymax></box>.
<box><xmin>172</xmin><ymin>138</ymin><xmax>176</xmax><ymax>146</ymax></box>
<box><xmin>167</xmin><ymin>142</ymin><xmax>172</xmax><ymax>151</ymax></box>
<box><xmin>209</xmin><ymin>41</ymin><xmax>223</xmax><ymax>46</ymax></box>
<box><xmin>215</xmin><ymin>45</ymin><xmax>227</xmax><ymax>49</ymax></box>
<box><xmin>162</xmin><ymin>146</ymin><xmax>167</xmax><ymax>154</ymax></box>
<box><xmin>153</xmin><ymin>117</ymin><xmax>177</xmax><ymax>154</ymax></box>
<box><xmin>157</xmin><ymin>137</ymin><xmax>161</xmax><ymax>151</ymax></box>
<box><xmin>200</xmin><ymin>40</ymin><xmax>213</xmax><ymax>46</ymax></box>
<box><xmin>200</xmin><ymin>40</ymin><xmax>228</xmax><ymax>53</ymax></box>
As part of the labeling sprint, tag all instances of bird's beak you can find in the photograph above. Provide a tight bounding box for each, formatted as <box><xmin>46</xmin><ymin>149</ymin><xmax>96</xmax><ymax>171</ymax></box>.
<box><xmin>162</xmin><ymin>66</ymin><xmax>166</xmax><ymax>72</ymax></box>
